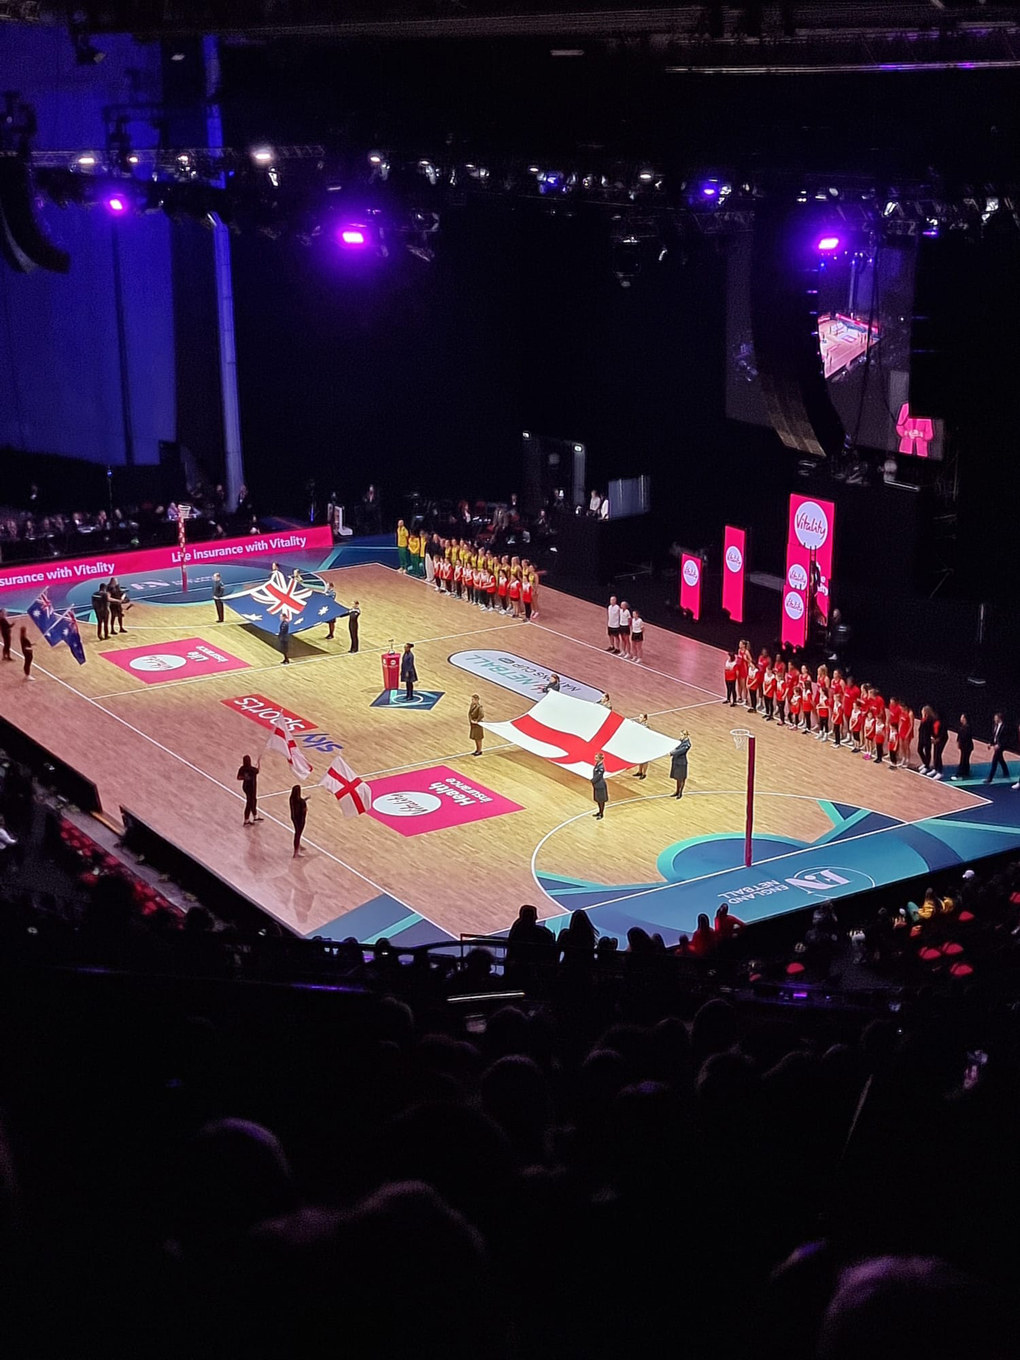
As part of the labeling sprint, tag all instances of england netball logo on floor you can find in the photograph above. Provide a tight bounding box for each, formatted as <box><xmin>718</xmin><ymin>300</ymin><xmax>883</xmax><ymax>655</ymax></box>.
<box><xmin>448</xmin><ymin>650</ymin><xmax>603</xmax><ymax>704</ymax></box>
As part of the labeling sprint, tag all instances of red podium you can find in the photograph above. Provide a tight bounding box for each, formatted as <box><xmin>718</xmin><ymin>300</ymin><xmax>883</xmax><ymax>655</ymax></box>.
<box><xmin>381</xmin><ymin>652</ymin><xmax>400</xmax><ymax>690</ymax></box>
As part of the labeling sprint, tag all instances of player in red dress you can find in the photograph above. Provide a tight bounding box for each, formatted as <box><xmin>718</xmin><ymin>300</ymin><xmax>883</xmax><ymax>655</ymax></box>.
<box><xmin>899</xmin><ymin>706</ymin><xmax>915</xmax><ymax>769</ymax></box>
<box><xmin>840</xmin><ymin>684</ymin><xmax>854</xmax><ymax>752</ymax></box>
<box><xmin>874</xmin><ymin>706</ymin><xmax>887</xmax><ymax>764</ymax></box>
<box><xmin>735</xmin><ymin>642</ymin><xmax>750</xmax><ymax>707</ymax></box>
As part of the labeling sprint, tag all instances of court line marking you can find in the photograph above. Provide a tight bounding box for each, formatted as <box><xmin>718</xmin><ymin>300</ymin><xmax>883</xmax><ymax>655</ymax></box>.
<box><xmin>7</xmin><ymin>649</ymin><xmax>450</xmax><ymax>941</ymax></box>
<box><xmin>529</xmin><ymin>618</ymin><xmax>726</xmax><ymax>701</ymax></box>
<box><xmin>86</xmin><ymin>620</ymin><xmax>524</xmax><ymax>699</ymax></box>
<box><xmin>529</xmin><ymin>784</ymin><xmax>992</xmax><ymax>916</ymax></box>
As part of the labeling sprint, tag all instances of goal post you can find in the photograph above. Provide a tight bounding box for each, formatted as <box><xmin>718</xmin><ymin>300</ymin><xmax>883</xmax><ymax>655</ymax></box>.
<box><xmin>730</xmin><ymin>728</ymin><xmax>756</xmax><ymax>869</ymax></box>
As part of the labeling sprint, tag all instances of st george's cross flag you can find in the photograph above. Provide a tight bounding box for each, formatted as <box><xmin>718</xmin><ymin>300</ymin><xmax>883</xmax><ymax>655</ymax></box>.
<box><xmin>264</xmin><ymin>720</ymin><xmax>313</xmax><ymax>779</ymax></box>
<box><xmin>319</xmin><ymin>754</ymin><xmax>372</xmax><ymax>818</ymax></box>
<box><xmin>481</xmin><ymin>690</ymin><xmax>678</xmax><ymax>780</ymax></box>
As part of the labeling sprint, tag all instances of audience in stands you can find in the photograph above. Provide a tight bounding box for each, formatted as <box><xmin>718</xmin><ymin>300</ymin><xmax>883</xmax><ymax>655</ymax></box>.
<box><xmin>7</xmin><ymin>746</ymin><xmax>1020</xmax><ymax>1356</ymax></box>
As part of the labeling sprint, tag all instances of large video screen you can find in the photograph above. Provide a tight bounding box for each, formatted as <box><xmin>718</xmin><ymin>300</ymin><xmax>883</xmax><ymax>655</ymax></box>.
<box><xmin>726</xmin><ymin>232</ymin><xmax>941</xmax><ymax>458</ymax></box>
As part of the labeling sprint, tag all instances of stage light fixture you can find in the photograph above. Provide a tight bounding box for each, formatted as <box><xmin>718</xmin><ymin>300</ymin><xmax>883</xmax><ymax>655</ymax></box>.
<box><xmin>339</xmin><ymin>225</ymin><xmax>368</xmax><ymax>246</ymax></box>
<box><xmin>816</xmin><ymin>234</ymin><xmax>841</xmax><ymax>251</ymax></box>
<box><xmin>105</xmin><ymin>194</ymin><xmax>127</xmax><ymax>214</ymax></box>
<box><xmin>251</xmin><ymin>147</ymin><xmax>274</xmax><ymax>164</ymax></box>
<box><xmin>70</xmin><ymin>24</ymin><xmax>105</xmax><ymax>65</ymax></box>
<box><xmin>75</xmin><ymin>153</ymin><xmax>98</xmax><ymax>169</ymax></box>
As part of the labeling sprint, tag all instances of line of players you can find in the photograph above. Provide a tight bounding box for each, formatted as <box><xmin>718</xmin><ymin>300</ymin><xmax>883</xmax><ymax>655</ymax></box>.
<box><xmin>723</xmin><ymin>642</ymin><xmax>932</xmax><ymax>773</ymax></box>
<box><xmin>426</xmin><ymin>543</ymin><xmax>541</xmax><ymax>621</ymax></box>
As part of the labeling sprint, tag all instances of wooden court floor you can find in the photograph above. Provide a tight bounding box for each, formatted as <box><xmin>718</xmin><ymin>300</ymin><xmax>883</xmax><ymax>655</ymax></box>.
<box><xmin>0</xmin><ymin>564</ymin><xmax>991</xmax><ymax>940</ymax></box>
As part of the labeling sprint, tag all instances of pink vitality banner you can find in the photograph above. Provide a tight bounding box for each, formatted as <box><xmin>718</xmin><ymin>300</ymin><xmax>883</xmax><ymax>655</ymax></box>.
<box><xmin>0</xmin><ymin>526</ymin><xmax>334</xmax><ymax>596</ymax></box>
<box><xmin>679</xmin><ymin>552</ymin><xmax>703</xmax><ymax>621</ymax></box>
<box><xmin>721</xmin><ymin>525</ymin><xmax>746</xmax><ymax>624</ymax></box>
<box><xmin>781</xmin><ymin>494</ymin><xmax>835</xmax><ymax>648</ymax></box>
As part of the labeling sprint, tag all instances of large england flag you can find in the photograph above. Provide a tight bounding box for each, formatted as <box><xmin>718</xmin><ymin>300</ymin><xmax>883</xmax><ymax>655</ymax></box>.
<box><xmin>481</xmin><ymin>690</ymin><xmax>679</xmax><ymax>780</ymax></box>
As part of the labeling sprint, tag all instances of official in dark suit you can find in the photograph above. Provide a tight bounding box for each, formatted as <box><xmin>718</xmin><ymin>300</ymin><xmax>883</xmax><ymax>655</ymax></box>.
<box><xmin>400</xmin><ymin>642</ymin><xmax>417</xmax><ymax>700</ymax></box>
<box><xmin>987</xmin><ymin>712</ymin><xmax>1012</xmax><ymax>783</ymax></box>
<box><xmin>348</xmin><ymin>600</ymin><xmax>361</xmax><ymax>653</ymax></box>
<box><xmin>0</xmin><ymin>609</ymin><xmax>12</xmax><ymax>662</ymax></box>
<box><xmin>213</xmin><ymin>572</ymin><xmax>225</xmax><ymax>623</ymax></box>
<box><xmin>92</xmin><ymin>584</ymin><xmax>110</xmax><ymax>641</ymax></box>
<box><xmin>279</xmin><ymin>615</ymin><xmax>291</xmax><ymax>665</ymax></box>
<box><xmin>953</xmin><ymin>714</ymin><xmax>974</xmax><ymax>781</ymax></box>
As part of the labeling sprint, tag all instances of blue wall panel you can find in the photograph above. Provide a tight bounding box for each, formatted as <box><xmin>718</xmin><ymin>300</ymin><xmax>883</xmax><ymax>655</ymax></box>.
<box><xmin>0</xmin><ymin>26</ymin><xmax>174</xmax><ymax>465</ymax></box>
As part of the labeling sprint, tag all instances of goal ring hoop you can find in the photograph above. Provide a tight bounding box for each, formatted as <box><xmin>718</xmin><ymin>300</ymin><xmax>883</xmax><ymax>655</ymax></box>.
<box><xmin>730</xmin><ymin>728</ymin><xmax>753</xmax><ymax>752</ymax></box>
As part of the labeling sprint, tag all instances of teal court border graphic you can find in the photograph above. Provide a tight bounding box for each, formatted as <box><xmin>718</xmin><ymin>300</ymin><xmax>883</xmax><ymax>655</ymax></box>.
<box><xmin>534</xmin><ymin>768</ymin><xmax>1020</xmax><ymax>941</ymax></box>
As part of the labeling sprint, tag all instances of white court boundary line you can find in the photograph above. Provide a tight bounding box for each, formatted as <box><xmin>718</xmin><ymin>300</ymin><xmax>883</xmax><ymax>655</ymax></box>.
<box><xmin>529</xmin><ymin>783</ymin><xmax>992</xmax><ymax>916</ymax></box>
<box><xmin>8</xmin><ymin>650</ymin><xmax>449</xmax><ymax>940</ymax></box>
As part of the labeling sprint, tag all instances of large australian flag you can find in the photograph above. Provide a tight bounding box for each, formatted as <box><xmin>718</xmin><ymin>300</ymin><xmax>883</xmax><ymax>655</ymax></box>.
<box><xmin>27</xmin><ymin>591</ymin><xmax>60</xmax><ymax>644</ymax></box>
<box><xmin>55</xmin><ymin>610</ymin><xmax>87</xmax><ymax>665</ymax></box>
<box><xmin>226</xmin><ymin>570</ymin><xmax>350</xmax><ymax>636</ymax></box>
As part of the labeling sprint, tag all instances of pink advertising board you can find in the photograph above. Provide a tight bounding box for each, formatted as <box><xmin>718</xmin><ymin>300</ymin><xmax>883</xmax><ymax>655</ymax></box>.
<box><xmin>367</xmin><ymin>765</ymin><xmax>524</xmax><ymax>838</ymax></box>
<box><xmin>0</xmin><ymin>526</ymin><xmax>333</xmax><ymax>596</ymax></box>
<box><xmin>781</xmin><ymin>494</ymin><xmax>835</xmax><ymax>648</ymax></box>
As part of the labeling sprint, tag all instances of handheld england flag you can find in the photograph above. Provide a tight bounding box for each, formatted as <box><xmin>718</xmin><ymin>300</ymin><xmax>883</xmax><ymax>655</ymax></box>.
<box><xmin>55</xmin><ymin>609</ymin><xmax>87</xmax><ymax>665</ymax></box>
<box><xmin>319</xmin><ymin>755</ymin><xmax>372</xmax><ymax>818</ymax></box>
<box><xmin>265</xmin><ymin>721</ymin><xmax>313</xmax><ymax>779</ymax></box>
<box><xmin>27</xmin><ymin>591</ymin><xmax>60</xmax><ymax>645</ymax></box>
<box><xmin>481</xmin><ymin>690</ymin><xmax>678</xmax><ymax>780</ymax></box>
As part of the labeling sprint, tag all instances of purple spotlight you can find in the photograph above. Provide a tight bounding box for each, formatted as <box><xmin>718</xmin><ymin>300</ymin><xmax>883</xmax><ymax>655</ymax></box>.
<box><xmin>816</xmin><ymin>234</ymin><xmax>841</xmax><ymax>251</ymax></box>
<box><xmin>339</xmin><ymin>226</ymin><xmax>367</xmax><ymax>246</ymax></box>
<box><xmin>701</xmin><ymin>184</ymin><xmax>718</xmax><ymax>197</ymax></box>
<box><xmin>105</xmin><ymin>195</ymin><xmax>127</xmax><ymax>214</ymax></box>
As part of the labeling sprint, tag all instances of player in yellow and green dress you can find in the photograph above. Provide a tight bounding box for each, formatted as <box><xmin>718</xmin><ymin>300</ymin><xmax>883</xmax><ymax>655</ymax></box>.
<box><xmin>396</xmin><ymin>519</ymin><xmax>409</xmax><ymax>573</ymax></box>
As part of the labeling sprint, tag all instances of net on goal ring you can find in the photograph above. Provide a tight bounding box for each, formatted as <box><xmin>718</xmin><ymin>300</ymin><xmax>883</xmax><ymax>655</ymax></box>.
<box><xmin>730</xmin><ymin>728</ymin><xmax>753</xmax><ymax>752</ymax></box>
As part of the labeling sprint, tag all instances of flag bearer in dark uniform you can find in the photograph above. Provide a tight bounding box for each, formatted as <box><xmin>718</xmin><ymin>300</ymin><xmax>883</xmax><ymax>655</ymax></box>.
<box><xmin>279</xmin><ymin>614</ymin><xmax>291</xmax><ymax>665</ymax></box>
<box><xmin>591</xmin><ymin>753</ymin><xmax>608</xmax><ymax>819</ymax></box>
<box><xmin>0</xmin><ymin>609</ymin><xmax>12</xmax><ymax>661</ymax></box>
<box><xmin>348</xmin><ymin>599</ymin><xmax>361</xmax><ymax>653</ymax></box>
<box><xmin>92</xmin><ymin>583</ymin><xmax>110</xmax><ymax>640</ymax></box>
<box><xmin>325</xmin><ymin>582</ymin><xmax>337</xmax><ymax>638</ymax></box>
